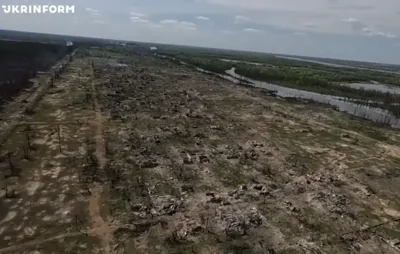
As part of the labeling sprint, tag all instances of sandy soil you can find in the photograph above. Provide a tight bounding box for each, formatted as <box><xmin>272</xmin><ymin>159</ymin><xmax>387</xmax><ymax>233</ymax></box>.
<box><xmin>0</xmin><ymin>49</ymin><xmax>400</xmax><ymax>253</ymax></box>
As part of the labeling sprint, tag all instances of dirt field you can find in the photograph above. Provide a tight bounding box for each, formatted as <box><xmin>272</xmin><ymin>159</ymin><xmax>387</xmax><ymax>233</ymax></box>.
<box><xmin>1</xmin><ymin>49</ymin><xmax>400</xmax><ymax>253</ymax></box>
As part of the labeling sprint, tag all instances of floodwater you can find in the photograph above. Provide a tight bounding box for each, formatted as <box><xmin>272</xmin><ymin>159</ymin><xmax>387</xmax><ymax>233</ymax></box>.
<box><xmin>276</xmin><ymin>56</ymin><xmax>356</xmax><ymax>68</ymax></box>
<box><xmin>342</xmin><ymin>82</ymin><xmax>400</xmax><ymax>95</ymax></box>
<box><xmin>225</xmin><ymin>68</ymin><xmax>400</xmax><ymax>128</ymax></box>
<box><xmin>276</xmin><ymin>56</ymin><xmax>400</xmax><ymax>75</ymax></box>
<box><xmin>220</xmin><ymin>59</ymin><xmax>263</xmax><ymax>66</ymax></box>
<box><xmin>156</xmin><ymin>54</ymin><xmax>400</xmax><ymax>128</ymax></box>
<box><xmin>220</xmin><ymin>56</ymin><xmax>400</xmax><ymax>95</ymax></box>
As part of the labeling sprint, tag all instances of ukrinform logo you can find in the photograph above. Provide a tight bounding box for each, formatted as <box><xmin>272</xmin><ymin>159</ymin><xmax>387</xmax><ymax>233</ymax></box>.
<box><xmin>1</xmin><ymin>5</ymin><xmax>75</xmax><ymax>14</ymax></box>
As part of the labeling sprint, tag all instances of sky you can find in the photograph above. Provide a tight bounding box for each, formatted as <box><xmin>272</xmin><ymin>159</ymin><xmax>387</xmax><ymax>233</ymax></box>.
<box><xmin>1</xmin><ymin>0</ymin><xmax>400</xmax><ymax>64</ymax></box>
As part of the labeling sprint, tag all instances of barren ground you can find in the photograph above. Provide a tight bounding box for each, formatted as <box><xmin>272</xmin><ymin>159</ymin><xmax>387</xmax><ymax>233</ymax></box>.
<box><xmin>1</xmin><ymin>50</ymin><xmax>400</xmax><ymax>253</ymax></box>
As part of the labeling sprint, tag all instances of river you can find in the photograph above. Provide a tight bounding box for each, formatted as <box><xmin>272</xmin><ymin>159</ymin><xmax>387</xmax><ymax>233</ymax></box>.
<box><xmin>156</xmin><ymin>54</ymin><xmax>400</xmax><ymax>129</ymax></box>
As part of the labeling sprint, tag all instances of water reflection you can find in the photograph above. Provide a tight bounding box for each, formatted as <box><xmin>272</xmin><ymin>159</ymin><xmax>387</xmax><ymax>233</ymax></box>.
<box><xmin>342</xmin><ymin>83</ymin><xmax>400</xmax><ymax>95</ymax></box>
<box><xmin>276</xmin><ymin>56</ymin><xmax>355</xmax><ymax>68</ymax></box>
<box><xmin>156</xmin><ymin>54</ymin><xmax>400</xmax><ymax>129</ymax></box>
<box><xmin>225</xmin><ymin>68</ymin><xmax>400</xmax><ymax>129</ymax></box>
<box><xmin>276</xmin><ymin>56</ymin><xmax>400</xmax><ymax>75</ymax></box>
<box><xmin>220</xmin><ymin>59</ymin><xmax>263</xmax><ymax>66</ymax></box>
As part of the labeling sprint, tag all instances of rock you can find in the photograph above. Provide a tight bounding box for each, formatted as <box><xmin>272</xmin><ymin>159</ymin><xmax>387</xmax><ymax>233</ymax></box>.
<box><xmin>254</xmin><ymin>185</ymin><xmax>263</xmax><ymax>191</ymax></box>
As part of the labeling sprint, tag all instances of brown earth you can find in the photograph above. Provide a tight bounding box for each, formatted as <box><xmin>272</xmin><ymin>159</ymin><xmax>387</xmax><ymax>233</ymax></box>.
<box><xmin>0</xmin><ymin>49</ymin><xmax>400</xmax><ymax>253</ymax></box>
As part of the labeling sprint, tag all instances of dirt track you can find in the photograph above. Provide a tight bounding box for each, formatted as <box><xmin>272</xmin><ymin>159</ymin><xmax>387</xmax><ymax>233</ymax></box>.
<box><xmin>0</xmin><ymin>49</ymin><xmax>400</xmax><ymax>253</ymax></box>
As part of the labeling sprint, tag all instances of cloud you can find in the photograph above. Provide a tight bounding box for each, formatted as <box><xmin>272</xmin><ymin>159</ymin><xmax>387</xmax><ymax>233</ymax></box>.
<box><xmin>130</xmin><ymin>17</ymin><xmax>149</xmax><ymax>23</ymax></box>
<box><xmin>196</xmin><ymin>16</ymin><xmax>210</xmax><ymax>21</ymax></box>
<box><xmin>3</xmin><ymin>0</ymin><xmax>400</xmax><ymax>64</ymax></box>
<box><xmin>342</xmin><ymin>17</ymin><xmax>396</xmax><ymax>38</ymax></box>
<box><xmin>342</xmin><ymin>17</ymin><xmax>365</xmax><ymax>31</ymax></box>
<box><xmin>234</xmin><ymin>15</ymin><xmax>250</xmax><ymax>24</ymax></box>
<box><xmin>160</xmin><ymin>19</ymin><xmax>178</xmax><ymax>24</ymax></box>
<box><xmin>181</xmin><ymin>21</ymin><xmax>196</xmax><ymax>26</ymax></box>
<box><xmin>330</xmin><ymin>5</ymin><xmax>374</xmax><ymax>11</ymax></box>
<box><xmin>342</xmin><ymin>17</ymin><xmax>359</xmax><ymax>23</ymax></box>
<box><xmin>130</xmin><ymin>12</ymin><xmax>147</xmax><ymax>17</ymax></box>
<box><xmin>376</xmin><ymin>32</ymin><xmax>396</xmax><ymax>38</ymax></box>
<box><xmin>242</xmin><ymin>28</ymin><xmax>261</xmax><ymax>32</ymax></box>
<box><xmin>179</xmin><ymin>21</ymin><xmax>197</xmax><ymax>30</ymax></box>
<box><xmin>85</xmin><ymin>8</ymin><xmax>100</xmax><ymax>17</ymax></box>
<box><xmin>385</xmin><ymin>33</ymin><xmax>396</xmax><ymax>38</ymax></box>
<box><xmin>200</xmin><ymin>0</ymin><xmax>398</xmax><ymax>37</ymax></box>
<box><xmin>146</xmin><ymin>23</ymin><xmax>163</xmax><ymax>29</ymax></box>
<box><xmin>362</xmin><ymin>27</ymin><xmax>373</xmax><ymax>35</ymax></box>
<box><xmin>93</xmin><ymin>20</ymin><xmax>105</xmax><ymax>24</ymax></box>
<box><xmin>160</xmin><ymin>19</ymin><xmax>196</xmax><ymax>31</ymax></box>
<box><xmin>85</xmin><ymin>8</ymin><xmax>99</xmax><ymax>13</ymax></box>
<box><xmin>328</xmin><ymin>0</ymin><xmax>374</xmax><ymax>11</ymax></box>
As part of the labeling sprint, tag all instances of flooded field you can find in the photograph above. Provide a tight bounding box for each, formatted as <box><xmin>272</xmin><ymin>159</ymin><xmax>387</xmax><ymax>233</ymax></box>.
<box><xmin>225</xmin><ymin>68</ymin><xmax>400</xmax><ymax>128</ymax></box>
<box><xmin>276</xmin><ymin>55</ymin><xmax>357</xmax><ymax>68</ymax></box>
<box><xmin>157</xmin><ymin>54</ymin><xmax>400</xmax><ymax>128</ymax></box>
<box><xmin>220</xmin><ymin>58</ymin><xmax>263</xmax><ymax>66</ymax></box>
<box><xmin>342</xmin><ymin>82</ymin><xmax>400</xmax><ymax>95</ymax></box>
<box><xmin>276</xmin><ymin>55</ymin><xmax>400</xmax><ymax>75</ymax></box>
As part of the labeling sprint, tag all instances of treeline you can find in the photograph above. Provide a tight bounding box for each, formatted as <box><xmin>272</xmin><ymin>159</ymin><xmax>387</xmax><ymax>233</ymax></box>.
<box><xmin>183</xmin><ymin>57</ymin><xmax>233</xmax><ymax>74</ymax></box>
<box><xmin>234</xmin><ymin>65</ymin><xmax>400</xmax><ymax>102</ymax></box>
<box><xmin>0</xmin><ymin>40</ymin><xmax>69</xmax><ymax>105</ymax></box>
<box><xmin>161</xmin><ymin>53</ymin><xmax>234</xmax><ymax>74</ymax></box>
<box><xmin>158</xmin><ymin>48</ymin><xmax>400</xmax><ymax>86</ymax></box>
<box><xmin>159</xmin><ymin>49</ymin><xmax>400</xmax><ymax>101</ymax></box>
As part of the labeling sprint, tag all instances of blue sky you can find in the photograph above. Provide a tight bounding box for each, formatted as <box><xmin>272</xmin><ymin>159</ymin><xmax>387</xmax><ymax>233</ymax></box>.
<box><xmin>1</xmin><ymin>0</ymin><xmax>400</xmax><ymax>64</ymax></box>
